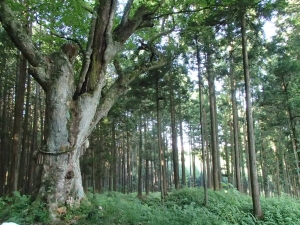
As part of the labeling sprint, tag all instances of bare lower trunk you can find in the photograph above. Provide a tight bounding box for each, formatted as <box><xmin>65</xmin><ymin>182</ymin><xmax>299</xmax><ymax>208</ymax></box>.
<box><xmin>33</xmin><ymin>49</ymin><xmax>102</xmax><ymax>220</ymax></box>
<box><xmin>38</xmin><ymin>150</ymin><xmax>84</xmax><ymax>215</ymax></box>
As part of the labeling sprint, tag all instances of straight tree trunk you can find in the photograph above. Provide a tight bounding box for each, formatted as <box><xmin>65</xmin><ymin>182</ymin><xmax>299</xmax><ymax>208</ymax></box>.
<box><xmin>282</xmin><ymin>147</ymin><xmax>289</xmax><ymax>193</ymax></box>
<box><xmin>196</xmin><ymin>42</ymin><xmax>208</xmax><ymax>204</ymax></box>
<box><xmin>169</xmin><ymin>75</ymin><xmax>179</xmax><ymax>189</ymax></box>
<box><xmin>18</xmin><ymin>74</ymin><xmax>31</xmax><ymax>193</ymax></box>
<box><xmin>122</xmin><ymin>132</ymin><xmax>126</xmax><ymax>194</ymax></box>
<box><xmin>286</xmin><ymin>104</ymin><xmax>300</xmax><ymax>187</ymax></box>
<box><xmin>206</xmin><ymin>44</ymin><xmax>220</xmax><ymax>191</ymax></box>
<box><xmin>152</xmin><ymin>126</ymin><xmax>158</xmax><ymax>192</ymax></box>
<box><xmin>27</xmin><ymin>83</ymin><xmax>40</xmax><ymax>195</ymax></box>
<box><xmin>229</xmin><ymin>120</ymin><xmax>235</xmax><ymax>186</ymax></box>
<box><xmin>224</xmin><ymin>118</ymin><xmax>231</xmax><ymax>185</ymax></box>
<box><xmin>156</xmin><ymin>74</ymin><xmax>167</xmax><ymax>202</ymax></box>
<box><xmin>118</xmin><ymin>143</ymin><xmax>121</xmax><ymax>191</ymax></box>
<box><xmin>97</xmin><ymin>126</ymin><xmax>105</xmax><ymax>193</ymax></box>
<box><xmin>189</xmin><ymin>131</ymin><xmax>192</xmax><ymax>187</ymax></box>
<box><xmin>242</xmin><ymin>118</ymin><xmax>250</xmax><ymax>194</ymax></box>
<box><xmin>241</xmin><ymin>12</ymin><xmax>263</xmax><ymax>219</ymax></box>
<box><xmin>144</xmin><ymin>120</ymin><xmax>150</xmax><ymax>195</ymax></box>
<box><xmin>126</xmin><ymin>117</ymin><xmax>131</xmax><ymax>193</ymax></box>
<box><xmin>112</xmin><ymin>122</ymin><xmax>117</xmax><ymax>192</ymax></box>
<box><xmin>192</xmin><ymin>152</ymin><xmax>196</xmax><ymax>187</ymax></box>
<box><xmin>229</xmin><ymin>56</ymin><xmax>242</xmax><ymax>192</ymax></box>
<box><xmin>10</xmin><ymin>53</ymin><xmax>27</xmax><ymax>192</ymax></box>
<box><xmin>178</xmin><ymin>99</ymin><xmax>186</xmax><ymax>186</ymax></box>
<box><xmin>259</xmin><ymin>131</ymin><xmax>269</xmax><ymax>198</ymax></box>
<box><xmin>137</xmin><ymin>110</ymin><xmax>143</xmax><ymax>198</ymax></box>
<box><xmin>274</xmin><ymin>142</ymin><xmax>281</xmax><ymax>196</ymax></box>
<box><xmin>280</xmin><ymin>70</ymin><xmax>300</xmax><ymax>188</ymax></box>
<box><xmin>204</xmin><ymin>108</ymin><xmax>212</xmax><ymax>189</ymax></box>
<box><xmin>0</xmin><ymin>60</ymin><xmax>9</xmax><ymax>196</ymax></box>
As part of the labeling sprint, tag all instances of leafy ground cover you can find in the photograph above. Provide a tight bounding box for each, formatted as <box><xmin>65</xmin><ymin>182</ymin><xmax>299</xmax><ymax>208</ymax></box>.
<box><xmin>1</xmin><ymin>188</ymin><xmax>300</xmax><ymax>224</ymax></box>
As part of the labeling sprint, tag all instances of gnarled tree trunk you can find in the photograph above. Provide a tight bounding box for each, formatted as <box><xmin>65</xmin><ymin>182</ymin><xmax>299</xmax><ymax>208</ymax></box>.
<box><xmin>35</xmin><ymin>49</ymin><xmax>101</xmax><ymax>218</ymax></box>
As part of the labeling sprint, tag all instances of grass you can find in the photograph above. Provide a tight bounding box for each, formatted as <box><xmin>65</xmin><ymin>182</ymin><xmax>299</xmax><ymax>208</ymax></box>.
<box><xmin>1</xmin><ymin>188</ymin><xmax>300</xmax><ymax>224</ymax></box>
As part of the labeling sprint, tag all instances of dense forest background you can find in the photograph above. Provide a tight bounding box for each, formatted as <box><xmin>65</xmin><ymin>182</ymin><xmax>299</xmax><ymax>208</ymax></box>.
<box><xmin>0</xmin><ymin>0</ymin><xmax>300</xmax><ymax>223</ymax></box>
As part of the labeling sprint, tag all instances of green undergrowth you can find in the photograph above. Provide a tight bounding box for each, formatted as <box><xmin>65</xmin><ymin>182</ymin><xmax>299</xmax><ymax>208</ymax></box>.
<box><xmin>1</xmin><ymin>188</ymin><xmax>300</xmax><ymax>224</ymax></box>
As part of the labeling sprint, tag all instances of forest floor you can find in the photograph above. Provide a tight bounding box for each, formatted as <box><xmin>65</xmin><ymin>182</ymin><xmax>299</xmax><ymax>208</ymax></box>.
<box><xmin>1</xmin><ymin>187</ymin><xmax>300</xmax><ymax>224</ymax></box>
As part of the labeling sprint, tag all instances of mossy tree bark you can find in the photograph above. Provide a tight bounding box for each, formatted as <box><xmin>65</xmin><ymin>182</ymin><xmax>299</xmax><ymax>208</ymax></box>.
<box><xmin>0</xmin><ymin>0</ymin><xmax>167</xmax><ymax>220</ymax></box>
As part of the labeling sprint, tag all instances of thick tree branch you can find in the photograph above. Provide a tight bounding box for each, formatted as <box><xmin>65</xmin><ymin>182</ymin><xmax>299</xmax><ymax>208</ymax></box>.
<box><xmin>106</xmin><ymin>0</ymin><xmax>117</xmax><ymax>37</ymax></box>
<box><xmin>120</xmin><ymin>0</ymin><xmax>134</xmax><ymax>27</ymax></box>
<box><xmin>0</xmin><ymin>1</ymin><xmax>45</xmax><ymax>68</ymax></box>
<box><xmin>78</xmin><ymin>0</ymin><xmax>118</xmax><ymax>94</ymax></box>
<box><xmin>113</xmin><ymin>5</ymin><xmax>156</xmax><ymax>43</ymax></box>
<box><xmin>75</xmin><ymin>9</ymin><xmax>98</xmax><ymax>98</ymax></box>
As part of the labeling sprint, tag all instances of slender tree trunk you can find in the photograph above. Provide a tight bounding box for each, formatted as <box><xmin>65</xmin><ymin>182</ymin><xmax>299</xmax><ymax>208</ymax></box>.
<box><xmin>241</xmin><ymin>12</ymin><xmax>263</xmax><ymax>218</ymax></box>
<box><xmin>0</xmin><ymin>61</ymin><xmax>9</xmax><ymax>196</ymax></box>
<box><xmin>152</xmin><ymin>126</ymin><xmax>158</xmax><ymax>192</ymax></box>
<box><xmin>118</xmin><ymin>143</ymin><xmax>121</xmax><ymax>192</ymax></box>
<box><xmin>242</xmin><ymin>119</ymin><xmax>250</xmax><ymax>194</ymax></box>
<box><xmin>282</xmin><ymin>151</ymin><xmax>289</xmax><ymax>194</ymax></box>
<box><xmin>91</xmin><ymin>141</ymin><xmax>96</xmax><ymax>194</ymax></box>
<box><xmin>137</xmin><ymin>110</ymin><xmax>143</xmax><ymax>198</ymax></box>
<box><xmin>122</xmin><ymin>132</ymin><xmax>126</xmax><ymax>194</ymax></box>
<box><xmin>112</xmin><ymin>122</ymin><xmax>117</xmax><ymax>191</ymax></box>
<box><xmin>126</xmin><ymin>116</ymin><xmax>131</xmax><ymax>193</ymax></box>
<box><xmin>156</xmin><ymin>75</ymin><xmax>167</xmax><ymax>202</ymax></box>
<box><xmin>98</xmin><ymin>126</ymin><xmax>105</xmax><ymax>193</ymax></box>
<box><xmin>206</xmin><ymin>44</ymin><xmax>220</xmax><ymax>191</ymax></box>
<box><xmin>144</xmin><ymin>120</ymin><xmax>150</xmax><ymax>195</ymax></box>
<box><xmin>229</xmin><ymin>58</ymin><xmax>242</xmax><ymax>192</ymax></box>
<box><xmin>27</xmin><ymin>83</ymin><xmax>40</xmax><ymax>195</ymax></box>
<box><xmin>204</xmin><ymin>109</ymin><xmax>212</xmax><ymax>189</ymax></box>
<box><xmin>179</xmin><ymin>99</ymin><xmax>186</xmax><ymax>186</ymax></box>
<box><xmin>224</xmin><ymin>118</ymin><xmax>231</xmax><ymax>186</ymax></box>
<box><xmin>286</xmin><ymin>106</ymin><xmax>300</xmax><ymax>187</ymax></box>
<box><xmin>274</xmin><ymin>143</ymin><xmax>281</xmax><ymax>197</ymax></box>
<box><xmin>260</xmin><ymin>130</ymin><xmax>269</xmax><ymax>198</ymax></box>
<box><xmin>18</xmin><ymin>74</ymin><xmax>31</xmax><ymax>193</ymax></box>
<box><xmin>196</xmin><ymin>42</ymin><xmax>208</xmax><ymax>204</ymax></box>
<box><xmin>169</xmin><ymin>75</ymin><xmax>179</xmax><ymax>189</ymax></box>
<box><xmin>229</xmin><ymin>120</ymin><xmax>235</xmax><ymax>186</ymax></box>
<box><xmin>10</xmin><ymin>53</ymin><xmax>27</xmax><ymax>192</ymax></box>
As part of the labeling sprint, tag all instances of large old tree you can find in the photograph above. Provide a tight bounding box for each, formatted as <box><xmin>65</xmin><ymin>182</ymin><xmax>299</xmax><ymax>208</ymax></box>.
<box><xmin>0</xmin><ymin>0</ymin><xmax>168</xmax><ymax>219</ymax></box>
